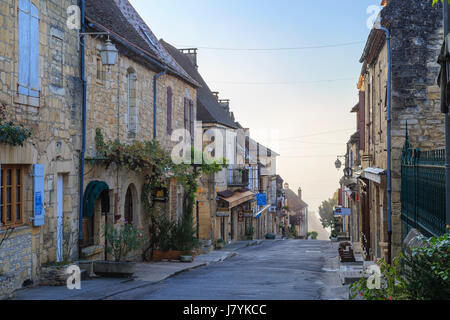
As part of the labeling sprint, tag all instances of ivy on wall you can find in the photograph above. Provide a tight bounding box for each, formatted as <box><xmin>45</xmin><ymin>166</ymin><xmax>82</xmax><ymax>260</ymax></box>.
<box><xmin>88</xmin><ymin>128</ymin><xmax>226</xmax><ymax>255</ymax></box>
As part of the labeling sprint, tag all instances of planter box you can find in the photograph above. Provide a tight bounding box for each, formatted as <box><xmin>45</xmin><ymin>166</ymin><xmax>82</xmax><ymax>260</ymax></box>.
<box><xmin>93</xmin><ymin>261</ymin><xmax>136</xmax><ymax>278</ymax></box>
<box><xmin>152</xmin><ymin>249</ymin><xmax>194</xmax><ymax>261</ymax></box>
<box><xmin>40</xmin><ymin>263</ymin><xmax>79</xmax><ymax>286</ymax></box>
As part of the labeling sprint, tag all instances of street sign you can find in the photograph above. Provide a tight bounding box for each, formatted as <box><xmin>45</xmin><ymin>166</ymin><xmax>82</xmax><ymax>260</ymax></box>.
<box><xmin>334</xmin><ymin>207</ymin><xmax>351</xmax><ymax>216</ymax></box>
<box><xmin>256</xmin><ymin>193</ymin><xmax>267</xmax><ymax>206</ymax></box>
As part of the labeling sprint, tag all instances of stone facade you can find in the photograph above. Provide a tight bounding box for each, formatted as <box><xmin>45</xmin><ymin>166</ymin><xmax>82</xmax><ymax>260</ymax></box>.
<box><xmin>82</xmin><ymin>29</ymin><xmax>197</xmax><ymax>261</ymax></box>
<box><xmin>0</xmin><ymin>0</ymin><xmax>81</xmax><ymax>297</ymax></box>
<box><xmin>355</xmin><ymin>0</ymin><xmax>445</xmax><ymax>261</ymax></box>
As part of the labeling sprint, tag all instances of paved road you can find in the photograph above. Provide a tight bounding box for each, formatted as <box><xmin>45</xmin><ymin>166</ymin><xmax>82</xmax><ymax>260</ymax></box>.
<box><xmin>106</xmin><ymin>239</ymin><xmax>347</xmax><ymax>300</ymax></box>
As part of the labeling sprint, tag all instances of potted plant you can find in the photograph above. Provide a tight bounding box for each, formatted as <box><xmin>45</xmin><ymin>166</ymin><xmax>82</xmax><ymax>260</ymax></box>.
<box><xmin>245</xmin><ymin>226</ymin><xmax>254</xmax><ymax>240</ymax></box>
<box><xmin>215</xmin><ymin>239</ymin><xmax>226</xmax><ymax>250</ymax></box>
<box><xmin>40</xmin><ymin>221</ymin><xmax>80</xmax><ymax>286</ymax></box>
<box><xmin>94</xmin><ymin>222</ymin><xmax>145</xmax><ymax>278</ymax></box>
<box><xmin>330</xmin><ymin>229</ymin><xmax>339</xmax><ymax>242</ymax></box>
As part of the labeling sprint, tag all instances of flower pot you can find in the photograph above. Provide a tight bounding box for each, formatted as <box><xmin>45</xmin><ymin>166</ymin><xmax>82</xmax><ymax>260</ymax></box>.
<box><xmin>93</xmin><ymin>261</ymin><xmax>136</xmax><ymax>278</ymax></box>
<box><xmin>152</xmin><ymin>249</ymin><xmax>192</xmax><ymax>261</ymax></box>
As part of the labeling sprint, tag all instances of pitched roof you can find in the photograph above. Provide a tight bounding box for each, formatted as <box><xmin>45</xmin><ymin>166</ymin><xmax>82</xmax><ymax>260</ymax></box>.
<box><xmin>160</xmin><ymin>40</ymin><xmax>238</xmax><ymax>129</ymax></box>
<box><xmin>85</xmin><ymin>0</ymin><xmax>198</xmax><ymax>87</ymax></box>
<box><xmin>285</xmin><ymin>188</ymin><xmax>308</xmax><ymax>212</ymax></box>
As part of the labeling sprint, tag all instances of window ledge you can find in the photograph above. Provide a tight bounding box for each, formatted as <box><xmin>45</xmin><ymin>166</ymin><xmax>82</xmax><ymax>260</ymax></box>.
<box><xmin>14</xmin><ymin>93</ymin><xmax>40</xmax><ymax>108</ymax></box>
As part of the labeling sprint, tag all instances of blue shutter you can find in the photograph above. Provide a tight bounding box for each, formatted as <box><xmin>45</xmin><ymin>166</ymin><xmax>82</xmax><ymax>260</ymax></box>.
<box><xmin>29</xmin><ymin>3</ymin><xmax>39</xmax><ymax>98</ymax></box>
<box><xmin>18</xmin><ymin>0</ymin><xmax>30</xmax><ymax>96</ymax></box>
<box><xmin>33</xmin><ymin>164</ymin><xmax>45</xmax><ymax>227</ymax></box>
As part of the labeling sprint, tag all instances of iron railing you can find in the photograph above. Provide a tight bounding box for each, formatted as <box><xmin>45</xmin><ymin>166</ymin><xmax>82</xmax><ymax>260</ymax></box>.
<box><xmin>401</xmin><ymin>134</ymin><xmax>447</xmax><ymax>240</ymax></box>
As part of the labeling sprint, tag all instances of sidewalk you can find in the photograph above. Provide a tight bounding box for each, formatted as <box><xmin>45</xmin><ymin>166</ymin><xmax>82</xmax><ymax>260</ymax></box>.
<box><xmin>12</xmin><ymin>245</ymin><xmax>243</xmax><ymax>300</ymax></box>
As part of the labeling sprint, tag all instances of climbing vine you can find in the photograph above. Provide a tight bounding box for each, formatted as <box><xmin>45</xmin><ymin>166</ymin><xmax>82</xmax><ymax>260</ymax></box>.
<box><xmin>88</xmin><ymin>128</ymin><xmax>226</xmax><ymax>256</ymax></box>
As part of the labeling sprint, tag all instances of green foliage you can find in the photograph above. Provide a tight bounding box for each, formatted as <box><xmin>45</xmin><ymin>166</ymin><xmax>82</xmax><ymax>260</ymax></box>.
<box><xmin>319</xmin><ymin>191</ymin><xmax>338</xmax><ymax>230</ymax></box>
<box><xmin>432</xmin><ymin>0</ymin><xmax>450</xmax><ymax>6</ymax></box>
<box><xmin>350</xmin><ymin>257</ymin><xmax>409</xmax><ymax>300</ymax></box>
<box><xmin>148</xmin><ymin>213</ymin><xmax>176</xmax><ymax>252</ymax></box>
<box><xmin>350</xmin><ymin>234</ymin><xmax>450</xmax><ymax>300</ymax></box>
<box><xmin>104</xmin><ymin>223</ymin><xmax>145</xmax><ymax>262</ymax></box>
<box><xmin>403</xmin><ymin>233</ymin><xmax>450</xmax><ymax>300</ymax></box>
<box><xmin>90</xmin><ymin>129</ymin><xmax>225</xmax><ymax>257</ymax></box>
<box><xmin>0</xmin><ymin>121</ymin><xmax>31</xmax><ymax>147</ymax></box>
<box><xmin>308</xmin><ymin>231</ymin><xmax>318</xmax><ymax>240</ymax></box>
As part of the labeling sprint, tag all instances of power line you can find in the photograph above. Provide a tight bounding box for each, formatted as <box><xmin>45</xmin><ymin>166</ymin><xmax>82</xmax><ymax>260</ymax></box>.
<box><xmin>209</xmin><ymin>77</ymin><xmax>357</xmax><ymax>85</ymax></box>
<box><xmin>175</xmin><ymin>41</ymin><xmax>365</xmax><ymax>51</ymax></box>
<box><xmin>279</xmin><ymin>128</ymin><xmax>356</xmax><ymax>142</ymax></box>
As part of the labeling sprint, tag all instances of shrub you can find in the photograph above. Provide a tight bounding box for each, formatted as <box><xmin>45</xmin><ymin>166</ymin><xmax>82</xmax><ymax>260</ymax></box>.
<box><xmin>104</xmin><ymin>222</ymin><xmax>145</xmax><ymax>262</ymax></box>
<box><xmin>350</xmin><ymin>257</ymin><xmax>409</xmax><ymax>300</ymax></box>
<box><xmin>402</xmin><ymin>233</ymin><xmax>450</xmax><ymax>300</ymax></box>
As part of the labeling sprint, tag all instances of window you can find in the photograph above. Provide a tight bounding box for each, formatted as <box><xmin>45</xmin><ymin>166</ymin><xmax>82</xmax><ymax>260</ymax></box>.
<box><xmin>127</xmin><ymin>70</ymin><xmax>138</xmax><ymax>136</ymax></box>
<box><xmin>96</xmin><ymin>55</ymin><xmax>106</xmax><ymax>82</ymax></box>
<box><xmin>18</xmin><ymin>0</ymin><xmax>39</xmax><ymax>97</ymax></box>
<box><xmin>1</xmin><ymin>165</ymin><xmax>24</xmax><ymax>227</ymax></box>
<box><xmin>167</xmin><ymin>87</ymin><xmax>173</xmax><ymax>135</ymax></box>
<box><xmin>124</xmin><ymin>186</ymin><xmax>133</xmax><ymax>224</ymax></box>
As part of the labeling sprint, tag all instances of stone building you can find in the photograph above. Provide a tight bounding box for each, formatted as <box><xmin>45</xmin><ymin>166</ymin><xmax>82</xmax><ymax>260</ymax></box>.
<box><xmin>0</xmin><ymin>0</ymin><xmax>82</xmax><ymax>297</ymax></box>
<box><xmin>352</xmin><ymin>0</ymin><xmax>445</xmax><ymax>261</ymax></box>
<box><xmin>81</xmin><ymin>0</ymin><xmax>199</xmax><ymax>261</ymax></box>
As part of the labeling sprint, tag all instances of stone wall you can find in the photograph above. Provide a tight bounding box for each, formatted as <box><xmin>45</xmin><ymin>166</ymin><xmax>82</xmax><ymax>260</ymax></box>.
<box><xmin>83</xmin><ymin>35</ymin><xmax>198</xmax><ymax>260</ymax></box>
<box><xmin>360</xmin><ymin>0</ymin><xmax>445</xmax><ymax>260</ymax></box>
<box><xmin>0</xmin><ymin>0</ymin><xmax>81</xmax><ymax>295</ymax></box>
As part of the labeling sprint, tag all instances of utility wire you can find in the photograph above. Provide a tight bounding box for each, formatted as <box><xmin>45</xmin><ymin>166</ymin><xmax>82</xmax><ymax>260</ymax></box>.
<box><xmin>176</xmin><ymin>41</ymin><xmax>365</xmax><ymax>51</ymax></box>
<box><xmin>210</xmin><ymin>77</ymin><xmax>357</xmax><ymax>85</ymax></box>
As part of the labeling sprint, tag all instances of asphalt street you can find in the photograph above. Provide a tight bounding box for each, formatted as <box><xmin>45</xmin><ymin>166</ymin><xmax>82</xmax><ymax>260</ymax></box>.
<box><xmin>105</xmin><ymin>239</ymin><xmax>347</xmax><ymax>300</ymax></box>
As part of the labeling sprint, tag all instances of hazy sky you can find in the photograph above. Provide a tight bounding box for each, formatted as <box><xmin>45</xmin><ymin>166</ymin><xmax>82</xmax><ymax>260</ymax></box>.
<box><xmin>130</xmin><ymin>0</ymin><xmax>378</xmax><ymax>212</ymax></box>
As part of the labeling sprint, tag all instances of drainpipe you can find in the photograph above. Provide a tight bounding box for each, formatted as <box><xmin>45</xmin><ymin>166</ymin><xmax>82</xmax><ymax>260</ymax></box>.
<box><xmin>379</xmin><ymin>25</ymin><xmax>392</xmax><ymax>264</ymax></box>
<box><xmin>78</xmin><ymin>0</ymin><xmax>87</xmax><ymax>257</ymax></box>
<box><xmin>153</xmin><ymin>70</ymin><xmax>167</xmax><ymax>140</ymax></box>
<box><xmin>444</xmin><ymin>0</ymin><xmax>450</xmax><ymax>234</ymax></box>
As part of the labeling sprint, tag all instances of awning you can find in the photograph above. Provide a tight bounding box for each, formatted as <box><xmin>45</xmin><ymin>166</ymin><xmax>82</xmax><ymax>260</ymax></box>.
<box><xmin>255</xmin><ymin>205</ymin><xmax>271</xmax><ymax>218</ymax></box>
<box><xmin>361</xmin><ymin>167</ymin><xmax>386</xmax><ymax>184</ymax></box>
<box><xmin>83</xmin><ymin>181</ymin><xmax>110</xmax><ymax>218</ymax></box>
<box><xmin>218</xmin><ymin>190</ymin><xmax>255</xmax><ymax>209</ymax></box>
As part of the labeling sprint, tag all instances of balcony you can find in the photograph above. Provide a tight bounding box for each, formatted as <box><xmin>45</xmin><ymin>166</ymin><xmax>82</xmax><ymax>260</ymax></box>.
<box><xmin>227</xmin><ymin>168</ymin><xmax>249</xmax><ymax>187</ymax></box>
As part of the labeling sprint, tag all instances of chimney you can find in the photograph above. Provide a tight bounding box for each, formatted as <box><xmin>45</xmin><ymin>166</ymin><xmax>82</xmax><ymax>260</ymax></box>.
<box><xmin>212</xmin><ymin>92</ymin><xmax>219</xmax><ymax>100</ymax></box>
<box><xmin>179</xmin><ymin>48</ymin><xmax>198</xmax><ymax>68</ymax></box>
<box><xmin>218</xmin><ymin>99</ymin><xmax>230</xmax><ymax>113</ymax></box>
<box><xmin>380</xmin><ymin>0</ymin><xmax>389</xmax><ymax>6</ymax></box>
<box><xmin>298</xmin><ymin>187</ymin><xmax>302</xmax><ymax>202</ymax></box>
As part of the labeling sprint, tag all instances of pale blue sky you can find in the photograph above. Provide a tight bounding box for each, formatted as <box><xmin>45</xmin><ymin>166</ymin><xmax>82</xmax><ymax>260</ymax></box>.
<box><xmin>130</xmin><ymin>0</ymin><xmax>378</xmax><ymax>212</ymax></box>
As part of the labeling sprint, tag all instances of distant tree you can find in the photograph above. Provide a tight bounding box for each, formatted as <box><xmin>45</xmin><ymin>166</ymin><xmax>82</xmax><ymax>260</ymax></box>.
<box><xmin>318</xmin><ymin>191</ymin><xmax>338</xmax><ymax>229</ymax></box>
<box><xmin>433</xmin><ymin>0</ymin><xmax>450</xmax><ymax>6</ymax></box>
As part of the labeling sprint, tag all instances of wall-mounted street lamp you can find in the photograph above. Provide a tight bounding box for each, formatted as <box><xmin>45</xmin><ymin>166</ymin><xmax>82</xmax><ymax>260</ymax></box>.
<box><xmin>335</xmin><ymin>155</ymin><xmax>346</xmax><ymax>170</ymax></box>
<box><xmin>100</xmin><ymin>36</ymin><xmax>118</xmax><ymax>66</ymax></box>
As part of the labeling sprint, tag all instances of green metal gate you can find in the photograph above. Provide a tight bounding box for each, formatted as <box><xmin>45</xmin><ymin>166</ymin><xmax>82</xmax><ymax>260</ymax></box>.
<box><xmin>401</xmin><ymin>133</ymin><xmax>446</xmax><ymax>240</ymax></box>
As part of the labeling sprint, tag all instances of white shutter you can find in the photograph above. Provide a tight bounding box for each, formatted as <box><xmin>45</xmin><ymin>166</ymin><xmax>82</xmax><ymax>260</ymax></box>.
<box><xmin>33</xmin><ymin>164</ymin><xmax>45</xmax><ymax>227</ymax></box>
<box><xmin>29</xmin><ymin>3</ymin><xmax>39</xmax><ymax>98</ymax></box>
<box><xmin>18</xmin><ymin>0</ymin><xmax>30</xmax><ymax>95</ymax></box>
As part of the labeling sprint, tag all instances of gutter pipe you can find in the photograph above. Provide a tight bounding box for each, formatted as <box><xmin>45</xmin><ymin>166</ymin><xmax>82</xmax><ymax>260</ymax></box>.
<box><xmin>78</xmin><ymin>0</ymin><xmax>87</xmax><ymax>257</ymax></box>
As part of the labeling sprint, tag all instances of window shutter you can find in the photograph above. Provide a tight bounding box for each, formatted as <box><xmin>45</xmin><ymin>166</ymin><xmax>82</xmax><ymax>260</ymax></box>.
<box><xmin>167</xmin><ymin>87</ymin><xmax>172</xmax><ymax>135</ymax></box>
<box><xmin>33</xmin><ymin>164</ymin><xmax>45</xmax><ymax>227</ymax></box>
<box><xmin>184</xmin><ymin>98</ymin><xmax>188</xmax><ymax>131</ymax></box>
<box><xmin>18</xmin><ymin>0</ymin><xmax>31</xmax><ymax>96</ymax></box>
<box><xmin>189</xmin><ymin>100</ymin><xmax>194</xmax><ymax>142</ymax></box>
<box><xmin>29</xmin><ymin>4</ymin><xmax>39</xmax><ymax>98</ymax></box>
<box><xmin>359</xmin><ymin>90</ymin><xmax>366</xmax><ymax>150</ymax></box>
